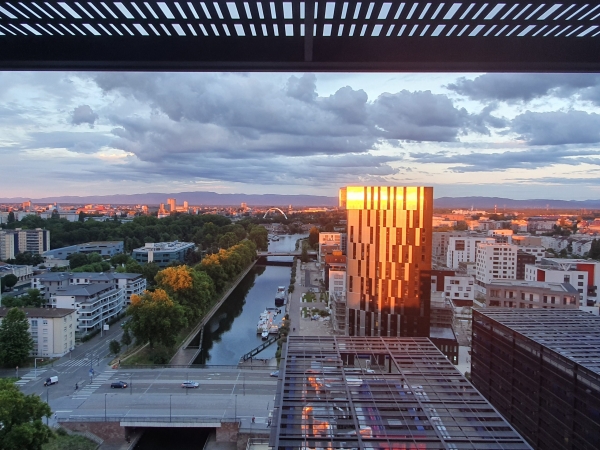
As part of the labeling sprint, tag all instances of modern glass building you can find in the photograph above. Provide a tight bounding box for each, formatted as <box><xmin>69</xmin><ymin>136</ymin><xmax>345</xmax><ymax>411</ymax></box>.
<box><xmin>340</xmin><ymin>186</ymin><xmax>433</xmax><ymax>337</ymax></box>
<box><xmin>472</xmin><ymin>308</ymin><xmax>600</xmax><ymax>450</ymax></box>
<box><xmin>270</xmin><ymin>336</ymin><xmax>532</xmax><ymax>449</ymax></box>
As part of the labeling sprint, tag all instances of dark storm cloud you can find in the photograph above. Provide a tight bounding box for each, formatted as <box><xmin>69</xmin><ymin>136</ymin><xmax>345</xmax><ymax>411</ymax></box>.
<box><xmin>410</xmin><ymin>147</ymin><xmax>600</xmax><ymax>173</ymax></box>
<box><xmin>71</xmin><ymin>105</ymin><xmax>98</xmax><ymax>126</ymax></box>
<box><xmin>286</xmin><ymin>74</ymin><xmax>318</xmax><ymax>103</ymax></box>
<box><xmin>511</xmin><ymin>111</ymin><xmax>600</xmax><ymax>145</ymax></box>
<box><xmin>447</xmin><ymin>73</ymin><xmax>600</xmax><ymax>103</ymax></box>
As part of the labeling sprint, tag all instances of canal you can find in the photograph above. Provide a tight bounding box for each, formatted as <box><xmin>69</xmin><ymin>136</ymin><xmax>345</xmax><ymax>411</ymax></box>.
<box><xmin>194</xmin><ymin>234</ymin><xmax>306</xmax><ymax>365</ymax></box>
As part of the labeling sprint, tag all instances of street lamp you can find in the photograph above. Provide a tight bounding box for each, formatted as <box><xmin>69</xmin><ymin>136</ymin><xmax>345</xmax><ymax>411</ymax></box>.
<box><xmin>169</xmin><ymin>395</ymin><xmax>172</xmax><ymax>423</ymax></box>
<box><xmin>104</xmin><ymin>393</ymin><xmax>107</xmax><ymax>421</ymax></box>
<box><xmin>34</xmin><ymin>358</ymin><xmax>43</xmax><ymax>378</ymax></box>
<box><xmin>235</xmin><ymin>394</ymin><xmax>237</xmax><ymax>421</ymax></box>
<box><xmin>46</xmin><ymin>386</ymin><xmax>50</xmax><ymax>426</ymax></box>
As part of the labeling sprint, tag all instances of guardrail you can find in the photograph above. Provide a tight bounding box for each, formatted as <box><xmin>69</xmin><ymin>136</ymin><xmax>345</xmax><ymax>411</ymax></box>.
<box><xmin>59</xmin><ymin>416</ymin><xmax>224</xmax><ymax>424</ymax></box>
<box><xmin>118</xmin><ymin>364</ymin><xmax>273</xmax><ymax>370</ymax></box>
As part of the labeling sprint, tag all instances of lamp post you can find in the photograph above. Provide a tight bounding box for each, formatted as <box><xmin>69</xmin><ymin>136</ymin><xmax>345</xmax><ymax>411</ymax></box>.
<box><xmin>130</xmin><ymin>374</ymin><xmax>132</xmax><ymax>395</ymax></box>
<box><xmin>235</xmin><ymin>394</ymin><xmax>237</xmax><ymax>421</ymax></box>
<box><xmin>169</xmin><ymin>395</ymin><xmax>172</xmax><ymax>423</ymax></box>
<box><xmin>34</xmin><ymin>358</ymin><xmax>43</xmax><ymax>378</ymax></box>
<box><xmin>46</xmin><ymin>386</ymin><xmax>49</xmax><ymax>425</ymax></box>
<box><xmin>104</xmin><ymin>393</ymin><xmax>107</xmax><ymax>421</ymax></box>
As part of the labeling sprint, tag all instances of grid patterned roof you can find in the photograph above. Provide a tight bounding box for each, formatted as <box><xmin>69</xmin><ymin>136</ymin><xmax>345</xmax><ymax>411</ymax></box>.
<box><xmin>0</xmin><ymin>1</ymin><xmax>599</xmax><ymax>71</ymax></box>
<box><xmin>271</xmin><ymin>336</ymin><xmax>532</xmax><ymax>449</ymax></box>
<box><xmin>474</xmin><ymin>308</ymin><xmax>600</xmax><ymax>374</ymax></box>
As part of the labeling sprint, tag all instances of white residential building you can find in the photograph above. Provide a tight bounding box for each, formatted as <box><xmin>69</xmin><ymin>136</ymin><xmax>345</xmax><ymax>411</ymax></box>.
<box><xmin>447</xmin><ymin>236</ymin><xmax>495</xmax><ymax>269</ymax></box>
<box><xmin>0</xmin><ymin>228</ymin><xmax>50</xmax><ymax>260</ymax></box>
<box><xmin>432</xmin><ymin>231</ymin><xmax>473</xmax><ymax>266</ymax></box>
<box><xmin>328</xmin><ymin>267</ymin><xmax>346</xmax><ymax>299</ymax></box>
<box><xmin>0</xmin><ymin>307</ymin><xmax>77</xmax><ymax>357</ymax></box>
<box><xmin>475</xmin><ymin>242</ymin><xmax>518</xmax><ymax>293</ymax></box>
<box><xmin>32</xmin><ymin>271</ymin><xmax>146</xmax><ymax>307</ymax></box>
<box><xmin>54</xmin><ymin>283</ymin><xmax>124</xmax><ymax>334</ymax></box>
<box><xmin>443</xmin><ymin>275</ymin><xmax>475</xmax><ymax>303</ymax></box>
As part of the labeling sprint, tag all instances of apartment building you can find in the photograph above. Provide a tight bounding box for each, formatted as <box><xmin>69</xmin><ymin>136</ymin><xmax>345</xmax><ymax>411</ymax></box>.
<box><xmin>54</xmin><ymin>283</ymin><xmax>123</xmax><ymax>334</ymax></box>
<box><xmin>446</xmin><ymin>236</ymin><xmax>495</xmax><ymax>269</ymax></box>
<box><xmin>525</xmin><ymin>268</ymin><xmax>593</xmax><ymax>306</ymax></box>
<box><xmin>132</xmin><ymin>241</ymin><xmax>195</xmax><ymax>267</ymax></box>
<box><xmin>0</xmin><ymin>307</ymin><xmax>77</xmax><ymax>357</ymax></box>
<box><xmin>432</xmin><ymin>231</ymin><xmax>471</xmax><ymax>266</ymax></box>
<box><xmin>318</xmin><ymin>232</ymin><xmax>342</xmax><ymax>262</ymax></box>
<box><xmin>32</xmin><ymin>271</ymin><xmax>146</xmax><ymax>306</ymax></box>
<box><xmin>475</xmin><ymin>242</ymin><xmax>518</xmax><ymax>293</ymax></box>
<box><xmin>0</xmin><ymin>228</ymin><xmax>50</xmax><ymax>260</ymax></box>
<box><xmin>486</xmin><ymin>280</ymin><xmax>579</xmax><ymax>309</ymax></box>
<box><xmin>340</xmin><ymin>185</ymin><xmax>433</xmax><ymax>337</ymax></box>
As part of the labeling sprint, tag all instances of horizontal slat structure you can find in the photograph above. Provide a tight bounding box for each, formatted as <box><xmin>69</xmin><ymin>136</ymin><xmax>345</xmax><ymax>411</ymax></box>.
<box><xmin>270</xmin><ymin>336</ymin><xmax>533</xmax><ymax>449</ymax></box>
<box><xmin>1</xmin><ymin>1</ymin><xmax>600</xmax><ymax>71</ymax></box>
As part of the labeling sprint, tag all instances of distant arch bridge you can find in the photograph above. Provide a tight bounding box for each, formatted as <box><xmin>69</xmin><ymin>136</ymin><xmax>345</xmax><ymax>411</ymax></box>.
<box><xmin>263</xmin><ymin>208</ymin><xmax>288</xmax><ymax>220</ymax></box>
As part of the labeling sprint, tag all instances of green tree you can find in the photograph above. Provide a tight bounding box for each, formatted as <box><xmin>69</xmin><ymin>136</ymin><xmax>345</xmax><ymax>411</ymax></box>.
<box><xmin>308</xmin><ymin>227</ymin><xmax>319</xmax><ymax>249</ymax></box>
<box><xmin>2</xmin><ymin>274</ymin><xmax>18</xmax><ymax>290</ymax></box>
<box><xmin>0</xmin><ymin>378</ymin><xmax>52</xmax><ymax>450</ymax></box>
<box><xmin>121</xmin><ymin>328</ymin><xmax>132</xmax><ymax>349</ymax></box>
<box><xmin>156</xmin><ymin>266</ymin><xmax>215</xmax><ymax>319</ymax></box>
<box><xmin>248</xmin><ymin>225</ymin><xmax>268</xmax><ymax>250</ymax></box>
<box><xmin>78</xmin><ymin>211</ymin><xmax>86</xmax><ymax>222</ymax></box>
<box><xmin>110</xmin><ymin>253</ymin><xmax>130</xmax><ymax>266</ymax></box>
<box><xmin>67</xmin><ymin>253</ymin><xmax>88</xmax><ymax>270</ymax></box>
<box><xmin>12</xmin><ymin>252</ymin><xmax>44</xmax><ymax>266</ymax></box>
<box><xmin>7</xmin><ymin>211</ymin><xmax>15</xmax><ymax>223</ymax></box>
<box><xmin>0</xmin><ymin>308</ymin><xmax>34</xmax><ymax>367</ymax></box>
<box><xmin>300</xmin><ymin>242</ymin><xmax>309</xmax><ymax>263</ymax></box>
<box><xmin>127</xmin><ymin>289</ymin><xmax>187</xmax><ymax>349</ymax></box>
<box><xmin>109</xmin><ymin>340</ymin><xmax>121</xmax><ymax>355</ymax></box>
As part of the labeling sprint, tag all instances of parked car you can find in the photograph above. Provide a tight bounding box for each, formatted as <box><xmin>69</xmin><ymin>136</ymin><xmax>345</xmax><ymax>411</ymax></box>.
<box><xmin>270</xmin><ymin>371</ymin><xmax>279</xmax><ymax>377</ymax></box>
<box><xmin>111</xmin><ymin>381</ymin><xmax>128</xmax><ymax>389</ymax></box>
<box><xmin>44</xmin><ymin>376</ymin><xmax>58</xmax><ymax>386</ymax></box>
<box><xmin>181</xmin><ymin>381</ymin><xmax>199</xmax><ymax>388</ymax></box>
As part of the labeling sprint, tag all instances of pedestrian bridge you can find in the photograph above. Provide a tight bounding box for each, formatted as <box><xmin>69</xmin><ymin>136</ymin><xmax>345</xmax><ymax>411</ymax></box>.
<box><xmin>60</xmin><ymin>415</ymin><xmax>226</xmax><ymax>428</ymax></box>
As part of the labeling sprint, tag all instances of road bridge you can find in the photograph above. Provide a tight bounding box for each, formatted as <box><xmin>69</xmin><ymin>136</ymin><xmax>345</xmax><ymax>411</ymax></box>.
<box><xmin>257</xmin><ymin>250</ymin><xmax>316</xmax><ymax>257</ymax></box>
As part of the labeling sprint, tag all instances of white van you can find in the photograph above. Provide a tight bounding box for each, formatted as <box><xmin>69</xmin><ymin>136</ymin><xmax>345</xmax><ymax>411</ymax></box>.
<box><xmin>44</xmin><ymin>376</ymin><xmax>58</xmax><ymax>386</ymax></box>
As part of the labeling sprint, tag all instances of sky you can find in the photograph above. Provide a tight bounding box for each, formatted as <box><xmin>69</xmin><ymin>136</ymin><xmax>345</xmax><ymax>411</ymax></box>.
<box><xmin>1</xmin><ymin>71</ymin><xmax>600</xmax><ymax>201</ymax></box>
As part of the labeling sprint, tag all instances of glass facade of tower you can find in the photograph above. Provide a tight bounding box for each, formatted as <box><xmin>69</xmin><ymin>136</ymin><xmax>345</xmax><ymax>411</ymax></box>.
<box><xmin>340</xmin><ymin>186</ymin><xmax>433</xmax><ymax>337</ymax></box>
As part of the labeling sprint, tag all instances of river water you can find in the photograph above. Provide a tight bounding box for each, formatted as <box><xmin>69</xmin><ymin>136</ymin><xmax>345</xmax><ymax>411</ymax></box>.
<box><xmin>195</xmin><ymin>234</ymin><xmax>306</xmax><ymax>365</ymax></box>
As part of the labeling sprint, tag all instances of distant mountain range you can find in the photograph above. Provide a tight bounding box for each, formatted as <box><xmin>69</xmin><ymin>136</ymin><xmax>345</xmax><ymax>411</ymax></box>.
<box><xmin>0</xmin><ymin>192</ymin><xmax>599</xmax><ymax>209</ymax></box>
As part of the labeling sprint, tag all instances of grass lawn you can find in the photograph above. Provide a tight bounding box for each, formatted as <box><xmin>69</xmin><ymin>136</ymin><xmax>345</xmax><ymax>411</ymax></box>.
<box><xmin>43</xmin><ymin>433</ymin><xmax>97</xmax><ymax>450</ymax></box>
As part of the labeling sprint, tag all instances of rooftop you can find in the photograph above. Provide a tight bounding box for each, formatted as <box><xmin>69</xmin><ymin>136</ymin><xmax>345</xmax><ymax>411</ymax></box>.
<box><xmin>272</xmin><ymin>336</ymin><xmax>531</xmax><ymax>449</ymax></box>
<box><xmin>474</xmin><ymin>308</ymin><xmax>600</xmax><ymax>374</ymax></box>
<box><xmin>134</xmin><ymin>241</ymin><xmax>195</xmax><ymax>252</ymax></box>
<box><xmin>56</xmin><ymin>283</ymin><xmax>117</xmax><ymax>297</ymax></box>
<box><xmin>0</xmin><ymin>307</ymin><xmax>76</xmax><ymax>318</ymax></box>
<box><xmin>487</xmin><ymin>280</ymin><xmax>579</xmax><ymax>294</ymax></box>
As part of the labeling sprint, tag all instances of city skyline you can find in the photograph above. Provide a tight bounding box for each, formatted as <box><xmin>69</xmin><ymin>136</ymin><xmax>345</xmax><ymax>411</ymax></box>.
<box><xmin>1</xmin><ymin>71</ymin><xmax>600</xmax><ymax>200</ymax></box>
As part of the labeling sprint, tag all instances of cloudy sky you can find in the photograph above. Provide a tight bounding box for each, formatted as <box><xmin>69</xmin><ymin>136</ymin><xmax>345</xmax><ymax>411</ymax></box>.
<box><xmin>1</xmin><ymin>71</ymin><xmax>599</xmax><ymax>200</ymax></box>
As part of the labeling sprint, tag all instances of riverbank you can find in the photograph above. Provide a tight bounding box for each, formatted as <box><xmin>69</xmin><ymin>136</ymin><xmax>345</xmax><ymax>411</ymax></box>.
<box><xmin>170</xmin><ymin>259</ymin><xmax>258</xmax><ymax>366</ymax></box>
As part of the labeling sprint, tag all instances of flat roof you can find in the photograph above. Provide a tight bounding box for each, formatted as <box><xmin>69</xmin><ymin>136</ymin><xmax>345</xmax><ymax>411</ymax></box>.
<box><xmin>1</xmin><ymin>1</ymin><xmax>600</xmax><ymax>72</ymax></box>
<box><xmin>56</xmin><ymin>283</ymin><xmax>116</xmax><ymax>297</ymax></box>
<box><xmin>272</xmin><ymin>336</ymin><xmax>531</xmax><ymax>449</ymax></box>
<box><xmin>487</xmin><ymin>280</ymin><xmax>578</xmax><ymax>294</ymax></box>
<box><xmin>474</xmin><ymin>308</ymin><xmax>600</xmax><ymax>375</ymax></box>
<box><xmin>0</xmin><ymin>307</ymin><xmax>76</xmax><ymax>318</ymax></box>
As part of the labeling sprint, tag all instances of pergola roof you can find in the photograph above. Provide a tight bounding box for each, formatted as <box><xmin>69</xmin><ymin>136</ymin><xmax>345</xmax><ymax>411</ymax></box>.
<box><xmin>1</xmin><ymin>0</ymin><xmax>600</xmax><ymax>71</ymax></box>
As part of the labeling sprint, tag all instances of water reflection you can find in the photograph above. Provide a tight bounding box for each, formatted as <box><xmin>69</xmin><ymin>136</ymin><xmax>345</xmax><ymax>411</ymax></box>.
<box><xmin>196</xmin><ymin>234</ymin><xmax>307</xmax><ymax>365</ymax></box>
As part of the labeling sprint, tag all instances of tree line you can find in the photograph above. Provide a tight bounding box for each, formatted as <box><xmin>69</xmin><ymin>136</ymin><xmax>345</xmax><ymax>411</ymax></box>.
<box><xmin>1</xmin><ymin>213</ymin><xmax>268</xmax><ymax>254</ymax></box>
<box><xmin>125</xmin><ymin>240</ymin><xmax>258</xmax><ymax>361</ymax></box>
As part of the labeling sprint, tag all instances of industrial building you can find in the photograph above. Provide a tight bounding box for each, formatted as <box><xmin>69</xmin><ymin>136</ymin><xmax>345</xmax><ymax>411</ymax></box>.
<box><xmin>271</xmin><ymin>336</ymin><xmax>531</xmax><ymax>449</ymax></box>
<box><xmin>472</xmin><ymin>308</ymin><xmax>600</xmax><ymax>450</ymax></box>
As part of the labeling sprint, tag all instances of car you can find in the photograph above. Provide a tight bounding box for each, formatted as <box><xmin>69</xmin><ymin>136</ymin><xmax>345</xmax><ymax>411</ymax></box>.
<box><xmin>270</xmin><ymin>371</ymin><xmax>279</xmax><ymax>377</ymax></box>
<box><xmin>181</xmin><ymin>381</ymin><xmax>199</xmax><ymax>388</ymax></box>
<box><xmin>111</xmin><ymin>381</ymin><xmax>128</xmax><ymax>389</ymax></box>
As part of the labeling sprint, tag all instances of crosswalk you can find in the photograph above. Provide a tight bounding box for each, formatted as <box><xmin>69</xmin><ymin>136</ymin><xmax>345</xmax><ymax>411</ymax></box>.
<box><xmin>15</xmin><ymin>370</ymin><xmax>46</xmax><ymax>386</ymax></box>
<box><xmin>56</xmin><ymin>358</ymin><xmax>94</xmax><ymax>373</ymax></box>
<box><xmin>71</xmin><ymin>372</ymin><xmax>115</xmax><ymax>400</ymax></box>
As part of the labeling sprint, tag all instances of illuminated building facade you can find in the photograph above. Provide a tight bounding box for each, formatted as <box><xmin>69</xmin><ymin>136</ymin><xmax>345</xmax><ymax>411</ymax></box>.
<box><xmin>340</xmin><ymin>186</ymin><xmax>433</xmax><ymax>337</ymax></box>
